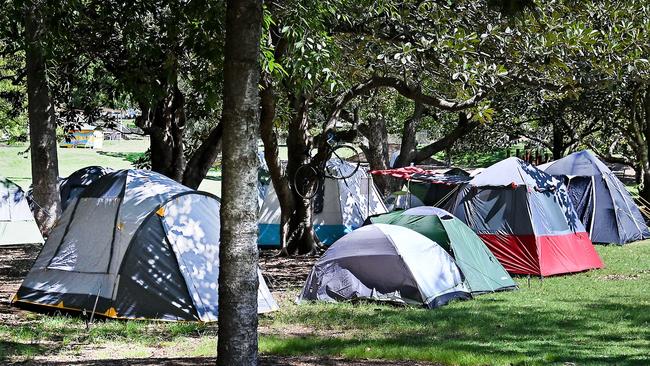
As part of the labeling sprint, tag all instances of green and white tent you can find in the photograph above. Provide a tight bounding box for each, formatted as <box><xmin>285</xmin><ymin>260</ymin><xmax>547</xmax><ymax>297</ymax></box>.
<box><xmin>1</xmin><ymin>177</ymin><xmax>43</xmax><ymax>246</ymax></box>
<box><xmin>367</xmin><ymin>206</ymin><xmax>516</xmax><ymax>294</ymax></box>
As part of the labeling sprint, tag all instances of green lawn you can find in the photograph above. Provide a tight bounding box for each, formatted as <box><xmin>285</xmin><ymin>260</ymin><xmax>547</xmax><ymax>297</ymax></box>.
<box><xmin>0</xmin><ymin>140</ymin><xmax>222</xmax><ymax>196</ymax></box>
<box><xmin>261</xmin><ymin>243</ymin><xmax>650</xmax><ymax>365</ymax></box>
<box><xmin>1</xmin><ymin>243</ymin><xmax>648</xmax><ymax>365</ymax></box>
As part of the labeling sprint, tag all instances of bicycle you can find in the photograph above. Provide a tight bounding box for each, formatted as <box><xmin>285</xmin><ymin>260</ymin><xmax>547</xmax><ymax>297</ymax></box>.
<box><xmin>292</xmin><ymin>132</ymin><xmax>361</xmax><ymax>200</ymax></box>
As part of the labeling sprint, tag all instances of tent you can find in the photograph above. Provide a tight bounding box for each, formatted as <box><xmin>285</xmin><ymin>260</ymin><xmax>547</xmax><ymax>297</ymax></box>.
<box><xmin>367</xmin><ymin>207</ymin><xmax>516</xmax><ymax>293</ymax></box>
<box><xmin>444</xmin><ymin>157</ymin><xmax>603</xmax><ymax>276</ymax></box>
<box><xmin>540</xmin><ymin>150</ymin><xmax>650</xmax><ymax>244</ymax></box>
<box><xmin>258</xmin><ymin>160</ymin><xmax>387</xmax><ymax>246</ymax></box>
<box><xmin>59</xmin><ymin>166</ymin><xmax>113</xmax><ymax>211</ymax></box>
<box><xmin>13</xmin><ymin>169</ymin><xmax>278</xmax><ymax>321</ymax></box>
<box><xmin>385</xmin><ymin>191</ymin><xmax>424</xmax><ymax>211</ymax></box>
<box><xmin>299</xmin><ymin>224</ymin><xmax>472</xmax><ymax>308</ymax></box>
<box><xmin>0</xmin><ymin>177</ymin><xmax>44</xmax><ymax>246</ymax></box>
<box><xmin>26</xmin><ymin>166</ymin><xmax>112</xmax><ymax>212</ymax></box>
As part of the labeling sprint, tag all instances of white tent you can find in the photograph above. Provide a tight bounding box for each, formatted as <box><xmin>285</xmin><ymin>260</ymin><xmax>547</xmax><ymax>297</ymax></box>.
<box><xmin>258</xmin><ymin>160</ymin><xmax>387</xmax><ymax>246</ymax></box>
<box><xmin>0</xmin><ymin>177</ymin><xmax>43</xmax><ymax>246</ymax></box>
<box><xmin>299</xmin><ymin>224</ymin><xmax>472</xmax><ymax>308</ymax></box>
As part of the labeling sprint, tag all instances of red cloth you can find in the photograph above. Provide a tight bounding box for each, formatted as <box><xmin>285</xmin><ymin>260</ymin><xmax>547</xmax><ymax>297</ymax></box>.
<box><xmin>370</xmin><ymin>167</ymin><xmax>430</xmax><ymax>180</ymax></box>
<box><xmin>478</xmin><ymin>232</ymin><xmax>603</xmax><ymax>276</ymax></box>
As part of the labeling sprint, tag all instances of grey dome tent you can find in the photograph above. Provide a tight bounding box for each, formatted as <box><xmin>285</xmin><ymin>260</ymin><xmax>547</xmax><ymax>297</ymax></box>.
<box><xmin>1</xmin><ymin>176</ymin><xmax>44</xmax><ymax>246</ymax></box>
<box><xmin>367</xmin><ymin>207</ymin><xmax>517</xmax><ymax>294</ymax></box>
<box><xmin>26</xmin><ymin>166</ymin><xmax>112</xmax><ymax>212</ymax></box>
<box><xmin>540</xmin><ymin>150</ymin><xmax>650</xmax><ymax>244</ymax></box>
<box><xmin>59</xmin><ymin>166</ymin><xmax>113</xmax><ymax>211</ymax></box>
<box><xmin>13</xmin><ymin>169</ymin><xmax>278</xmax><ymax>321</ymax></box>
<box><xmin>299</xmin><ymin>224</ymin><xmax>472</xmax><ymax>308</ymax></box>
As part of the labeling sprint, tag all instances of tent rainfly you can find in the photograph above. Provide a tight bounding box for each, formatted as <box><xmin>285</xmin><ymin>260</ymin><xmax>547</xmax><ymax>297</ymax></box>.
<box><xmin>444</xmin><ymin>157</ymin><xmax>604</xmax><ymax>276</ymax></box>
<box><xmin>258</xmin><ymin>159</ymin><xmax>387</xmax><ymax>246</ymax></box>
<box><xmin>13</xmin><ymin>169</ymin><xmax>278</xmax><ymax>321</ymax></box>
<box><xmin>0</xmin><ymin>177</ymin><xmax>44</xmax><ymax>246</ymax></box>
<box><xmin>540</xmin><ymin>150</ymin><xmax>650</xmax><ymax>244</ymax></box>
<box><xmin>367</xmin><ymin>207</ymin><xmax>517</xmax><ymax>294</ymax></box>
<box><xmin>59</xmin><ymin>166</ymin><xmax>113</xmax><ymax>211</ymax></box>
<box><xmin>299</xmin><ymin>224</ymin><xmax>472</xmax><ymax>308</ymax></box>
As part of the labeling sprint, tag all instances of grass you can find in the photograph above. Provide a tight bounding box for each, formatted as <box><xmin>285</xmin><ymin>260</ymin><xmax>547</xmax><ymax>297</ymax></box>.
<box><xmin>1</xmin><ymin>243</ymin><xmax>648</xmax><ymax>364</ymax></box>
<box><xmin>0</xmin><ymin>140</ymin><xmax>222</xmax><ymax>195</ymax></box>
<box><xmin>258</xmin><ymin>243</ymin><xmax>650</xmax><ymax>366</ymax></box>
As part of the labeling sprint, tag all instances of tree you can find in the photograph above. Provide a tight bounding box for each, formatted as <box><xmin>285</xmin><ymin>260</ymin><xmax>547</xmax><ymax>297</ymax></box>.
<box><xmin>59</xmin><ymin>0</ymin><xmax>227</xmax><ymax>187</ymax></box>
<box><xmin>24</xmin><ymin>0</ymin><xmax>61</xmax><ymax>233</ymax></box>
<box><xmin>217</xmin><ymin>0</ymin><xmax>262</xmax><ymax>364</ymax></box>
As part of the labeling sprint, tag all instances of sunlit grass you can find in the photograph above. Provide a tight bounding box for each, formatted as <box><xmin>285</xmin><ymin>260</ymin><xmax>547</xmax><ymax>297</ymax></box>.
<box><xmin>0</xmin><ymin>243</ymin><xmax>648</xmax><ymax>364</ymax></box>
<box><xmin>259</xmin><ymin>242</ymin><xmax>650</xmax><ymax>366</ymax></box>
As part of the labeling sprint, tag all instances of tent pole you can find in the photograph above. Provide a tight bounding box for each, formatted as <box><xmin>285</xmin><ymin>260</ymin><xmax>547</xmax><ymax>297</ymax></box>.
<box><xmin>366</xmin><ymin>170</ymin><xmax>370</xmax><ymax>217</ymax></box>
<box><xmin>88</xmin><ymin>283</ymin><xmax>103</xmax><ymax>329</ymax></box>
<box><xmin>407</xmin><ymin>180</ymin><xmax>411</xmax><ymax>209</ymax></box>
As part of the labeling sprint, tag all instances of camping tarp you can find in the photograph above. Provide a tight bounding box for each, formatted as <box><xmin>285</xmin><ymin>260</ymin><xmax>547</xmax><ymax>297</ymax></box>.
<box><xmin>540</xmin><ymin>150</ymin><xmax>650</xmax><ymax>244</ymax></box>
<box><xmin>14</xmin><ymin>169</ymin><xmax>278</xmax><ymax>321</ymax></box>
<box><xmin>299</xmin><ymin>224</ymin><xmax>472</xmax><ymax>308</ymax></box>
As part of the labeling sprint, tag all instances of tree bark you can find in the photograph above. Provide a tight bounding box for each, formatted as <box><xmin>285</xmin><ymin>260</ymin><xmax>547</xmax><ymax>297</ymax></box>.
<box><xmin>217</xmin><ymin>0</ymin><xmax>262</xmax><ymax>364</ymax></box>
<box><xmin>25</xmin><ymin>1</ymin><xmax>61</xmax><ymax>234</ymax></box>
<box><xmin>551</xmin><ymin>117</ymin><xmax>565</xmax><ymax>160</ymax></box>
<box><xmin>413</xmin><ymin>112</ymin><xmax>478</xmax><ymax>163</ymax></box>
<box><xmin>358</xmin><ymin>117</ymin><xmax>391</xmax><ymax>195</ymax></box>
<box><xmin>283</xmin><ymin>97</ymin><xmax>322</xmax><ymax>255</ymax></box>
<box><xmin>259</xmin><ymin>76</ymin><xmax>295</xmax><ymax>252</ymax></box>
<box><xmin>182</xmin><ymin>123</ymin><xmax>223</xmax><ymax>189</ymax></box>
<box><xmin>394</xmin><ymin>101</ymin><xmax>426</xmax><ymax>168</ymax></box>
<box><xmin>136</xmin><ymin>82</ymin><xmax>187</xmax><ymax>182</ymax></box>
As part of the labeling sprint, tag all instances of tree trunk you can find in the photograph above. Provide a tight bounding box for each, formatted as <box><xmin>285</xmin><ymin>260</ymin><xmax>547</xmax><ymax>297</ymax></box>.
<box><xmin>136</xmin><ymin>85</ymin><xmax>186</xmax><ymax>182</ymax></box>
<box><xmin>182</xmin><ymin>123</ymin><xmax>223</xmax><ymax>189</ymax></box>
<box><xmin>259</xmin><ymin>76</ymin><xmax>295</xmax><ymax>252</ymax></box>
<box><xmin>395</xmin><ymin>101</ymin><xmax>425</xmax><ymax>168</ymax></box>
<box><xmin>25</xmin><ymin>1</ymin><xmax>61</xmax><ymax>234</ymax></box>
<box><xmin>358</xmin><ymin>117</ymin><xmax>391</xmax><ymax>195</ymax></box>
<box><xmin>414</xmin><ymin>112</ymin><xmax>478</xmax><ymax>163</ymax></box>
<box><xmin>217</xmin><ymin>0</ymin><xmax>262</xmax><ymax>364</ymax></box>
<box><xmin>282</xmin><ymin>98</ymin><xmax>321</xmax><ymax>255</ymax></box>
<box><xmin>551</xmin><ymin>118</ymin><xmax>565</xmax><ymax>160</ymax></box>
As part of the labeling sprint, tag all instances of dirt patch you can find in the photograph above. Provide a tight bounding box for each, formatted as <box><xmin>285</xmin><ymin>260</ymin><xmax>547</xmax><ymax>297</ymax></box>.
<box><xmin>259</xmin><ymin>251</ymin><xmax>318</xmax><ymax>292</ymax></box>
<box><xmin>597</xmin><ymin>274</ymin><xmax>642</xmax><ymax>281</ymax></box>
<box><xmin>0</xmin><ymin>245</ymin><xmax>41</xmax><ymax>324</ymax></box>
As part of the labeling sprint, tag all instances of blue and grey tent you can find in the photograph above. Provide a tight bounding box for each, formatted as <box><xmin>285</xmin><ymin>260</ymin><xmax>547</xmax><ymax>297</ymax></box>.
<box><xmin>540</xmin><ymin>150</ymin><xmax>650</xmax><ymax>244</ymax></box>
<box><xmin>258</xmin><ymin>160</ymin><xmax>387</xmax><ymax>246</ymax></box>
<box><xmin>13</xmin><ymin>169</ymin><xmax>278</xmax><ymax>321</ymax></box>
<box><xmin>299</xmin><ymin>224</ymin><xmax>472</xmax><ymax>308</ymax></box>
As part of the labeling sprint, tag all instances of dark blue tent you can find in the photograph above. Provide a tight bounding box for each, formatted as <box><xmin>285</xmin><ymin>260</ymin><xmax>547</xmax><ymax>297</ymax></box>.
<box><xmin>540</xmin><ymin>150</ymin><xmax>650</xmax><ymax>244</ymax></box>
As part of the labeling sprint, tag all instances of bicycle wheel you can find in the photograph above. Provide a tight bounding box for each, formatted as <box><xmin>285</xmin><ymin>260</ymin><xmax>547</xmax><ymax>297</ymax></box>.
<box><xmin>325</xmin><ymin>144</ymin><xmax>361</xmax><ymax>179</ymax></box>
<box><xmin>292</xmin><ymin>164</ymin><xmax>321</xmax><ymax>200</ymax></box>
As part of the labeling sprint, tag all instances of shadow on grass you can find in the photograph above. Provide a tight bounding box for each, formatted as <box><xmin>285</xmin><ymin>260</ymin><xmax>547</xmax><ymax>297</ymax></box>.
<box><xmin>264</xmin><ymin>298</ymin><xmax>649</xmax><ymax>365</ymax></box>
<box><xmin>0</xmin><ymin>341</ymin><xmax>49</xmax><ymax>363</ymax></box>
<box><xmin>96</xmin><ymin>151</ymin><xmax>145</xmax><ymax>165</ymax></box>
